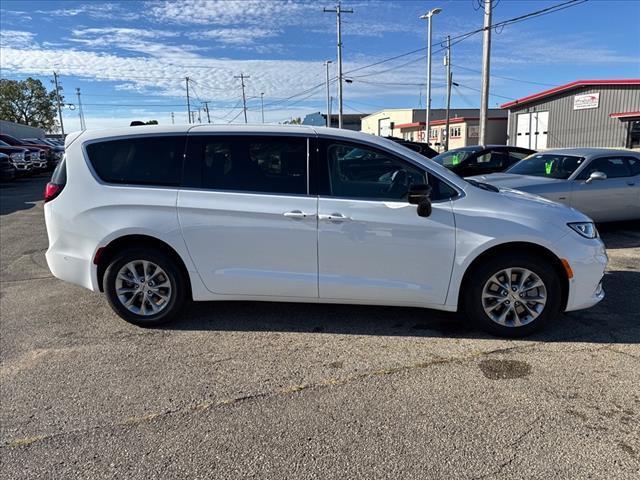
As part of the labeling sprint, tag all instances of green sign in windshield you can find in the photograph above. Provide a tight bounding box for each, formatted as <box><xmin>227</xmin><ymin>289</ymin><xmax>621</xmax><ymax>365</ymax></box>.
<box><xmin>545</xmin><ymin>161</ymin><xmax>553</xmax><ymax>175</ymax></box>
<box><xmin>452</xmin><ymin>154</ymin><xmax>460</xmax><ymax>166</ymax></box>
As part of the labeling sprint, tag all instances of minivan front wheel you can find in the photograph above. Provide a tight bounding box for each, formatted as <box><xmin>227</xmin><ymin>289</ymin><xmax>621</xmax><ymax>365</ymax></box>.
<box><xmin>104</xmin><ymin>248</ymin><xmax>186</xmax><ymax>327</ymax></box>
<box><xmin>463</xmin><ymin>253</ymin><xmax>562</xmax><ymax>337</ymax></box>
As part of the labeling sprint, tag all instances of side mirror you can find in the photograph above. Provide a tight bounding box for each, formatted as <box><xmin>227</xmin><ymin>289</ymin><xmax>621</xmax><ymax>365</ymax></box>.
<box><xmin>585</xmin><ymin>171</ymin><xmax>607</xmax><ymax>184</ymax></box>
<box><xmin>408</xmin><ymin>183</ymin><xmax>433</xmax><ymax>218</ymax></box>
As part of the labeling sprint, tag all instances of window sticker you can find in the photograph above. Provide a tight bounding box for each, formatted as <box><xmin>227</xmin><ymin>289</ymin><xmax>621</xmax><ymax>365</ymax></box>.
<box><xmin>452</xmin><ymin>154</ymin><xmax>460</xmax><ymax>165</ymax></box>
<box><xmin>545</xmin><ymin>161</ymin><xmax>552</xmax><ymax>175</ymax></box>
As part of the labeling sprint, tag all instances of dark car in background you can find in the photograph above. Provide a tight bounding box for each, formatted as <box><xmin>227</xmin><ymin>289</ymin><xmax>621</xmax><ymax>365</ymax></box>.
<box><xmin>431</xmin><ymin>145</ymin><xmax>536</xmax><ymax>177</ymax></box>
<box><xmin>0</xmin><ymin>134</ymin><xmax>50</xmax><ymax>172</ymax></box>
<box><xmin>0</xmin><ymin>152</ymin><xmax>16</xmax><ymax>181</ymax></box>
<box><xmin>385</xmin><ymin>137</ymin><xmax>438</xmax><ymax>158</ymax></box>
<box><xmin>0</xmin><ymin>140</ymin><xmax>33</xmax><ymax>176</ymax></box>
<box><xmin>23</xmin><ymin>139</ymin><xmax>64</xmax><ymax>170</ymax></box>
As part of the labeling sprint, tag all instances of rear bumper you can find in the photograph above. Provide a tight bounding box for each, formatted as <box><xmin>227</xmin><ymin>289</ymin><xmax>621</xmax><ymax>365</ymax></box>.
<box><xmin>44</xmin><ymin>204</ymin><xmax>99</xmax><ymax>292</ymax></box>
<box><xmin>552</xmin><ymin>233</ymin><xmax>607</xmax><ymax>311</ymax></box>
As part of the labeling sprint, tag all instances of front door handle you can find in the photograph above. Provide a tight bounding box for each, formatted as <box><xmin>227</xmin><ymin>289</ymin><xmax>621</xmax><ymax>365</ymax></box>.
<box><xmin>283</xmin><ymin>210</ymin><xmax>309</xmax><ymax>219</ymax></box>
<box><xmin>318</xmin><ymin>213</ymin><xmax>351</xmax><ymax>222</ymax></box>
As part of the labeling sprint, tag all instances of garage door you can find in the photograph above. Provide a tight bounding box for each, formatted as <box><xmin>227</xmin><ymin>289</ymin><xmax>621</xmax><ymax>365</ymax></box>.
<box><xmin>532</xmin><ymin>111</ymin><xmax>549</xmax><ymax>150</ymax></box>
<box><xmin>516</xmin><ymin>113</ymin><xmax>530</xmax><ymax>148</ymax></box>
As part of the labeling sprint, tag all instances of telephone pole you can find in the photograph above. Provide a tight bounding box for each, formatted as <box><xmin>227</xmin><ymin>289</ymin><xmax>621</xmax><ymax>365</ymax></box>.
<box><xmin>52</xmin><ymin>72</ymin><xmax>65</xmax><ymax>136</ymax></box>
<box><xmin>324</xmin><ymin>3</ymin><xmax>353</xmax><ymax>129</ymax></box>
<box><xmin>202</xmin><ymin>101</ymin><xmax>211</xmax><ymax>123</ymax></box>
<box><xmin>324</xmin><ymin>60</ymin><xmax>332</xmax><ymax>127</ymax></box>
<box><xmin>260</xmin><ymin>93</ymin><xmax>265</xmax><ymax>123</ymax></box>
<box><xmin>479</xmin><ymin>0</ymin><xmax>493</xmax><ymax>145</ymax></box>
<box><xmin>171</xmin><ymin>112</ymin><xmax>175</xmax><ymax>124</ymax></box>
<box><xmin>186</xmin><ymin>77</ymin><xmax>191</xmax><ymax>124</ymax></box>
<box><xmin>444</xmin><ymin>36</ymin><xmax>452</xmax><ymax>151</ymax></box>
<box><xmin>234</xmin><ymin>73</ymin><xmax>250</xmax><ymax>123</ymax></box>
<box><xmin>75</xmin><ymin>87</ymin><xmax>86</xmax><ymax>131</ymax></box>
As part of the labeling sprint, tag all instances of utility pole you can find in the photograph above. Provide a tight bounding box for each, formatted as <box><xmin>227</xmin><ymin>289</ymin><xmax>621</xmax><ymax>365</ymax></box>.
<box><xmin>260</xmin><ymin>93</ymin><xmax>265</xmax><ymax>123</ymax></box>
<box><xmin>75</xmin><ymin>87</ymin><xmax>86</xmax><ymax>131</ymax></box>
<box><xmin>52</xmin><ymin>72</ymin><xmax>65</xmax><ymax>136</ymax></box>
<box><xmin>202</xmin><ymin>101</ymin><xmax>211</xmax><ymax>123</ymax></box>
<box><xmin>324</xmin><ymin>3</ymin><xmax>353</xmax><ymax>129</ymax></box>
<box><xmin>479</xmin><ymin>0</ymin><xmax>493</xmax><ymax>145</ymax></box>
<box><xmin>185</xmin><ymin>77</ymin><xmax>191</xmax><ymax>124</ymax></box>
<box><xmin>329</xmin><ymin>96</ymin><xmax>333</xmax><ymax>127</ymax></box>
<box><xmin>444</xmin><ymin>36</ymin><xmax>452</xmax><ymax>151</ymax></box>
<box><xmin>171</xmin><ymin>112</ymin><xmax>175</xmax><ymax>125</ymax></box>
<box><xmin>324</xmin><ymin>60</ymin><xmax>333</xmax><ymax>127</ymax></box>
<box><xmin>419</xmin><ymin>8</ymin><xmax>442</xmax><ymax>146</ymax></box>
<box><xmin>234</xmin><ymin>73</ymin><xmax>250</xmax><ymax>124</ymax></box>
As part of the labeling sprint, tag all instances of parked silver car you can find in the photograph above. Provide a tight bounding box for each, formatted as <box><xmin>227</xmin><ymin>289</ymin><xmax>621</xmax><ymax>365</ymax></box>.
<box><xmin>467</xmin><ymin>148</ymin><xmax>639</xmax><ymax>223</ymax></box>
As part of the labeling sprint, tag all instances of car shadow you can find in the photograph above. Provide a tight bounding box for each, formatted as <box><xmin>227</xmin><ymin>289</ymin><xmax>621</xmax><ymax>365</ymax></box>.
<box><xmin>598</xmin><ymin>221</ymin><xmax>640</xmax><ymax>249</ymax></box>
<box><xmin>0</xmin><ymin>175</ymin><xmax>49</xmax><ymax>216</ymax></box>
<box><xmin>165</xmin><ymin>268</ymin><xmax>640</xmax><ymax>345</ymax></box>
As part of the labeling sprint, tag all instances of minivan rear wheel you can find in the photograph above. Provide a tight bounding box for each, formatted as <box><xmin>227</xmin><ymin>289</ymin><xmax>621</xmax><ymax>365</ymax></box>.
<box><xmin>104</xmin><ymin>247</ymin><xmax>186</xmax><ymax>327</ymax></box>
<box><xmin>463</xmin><ymin>253</ymin><xmax>563</xmax><ymax>337</ymax></box>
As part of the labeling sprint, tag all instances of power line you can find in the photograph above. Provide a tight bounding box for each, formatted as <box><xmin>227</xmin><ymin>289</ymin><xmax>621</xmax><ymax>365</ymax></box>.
<box><xmin>451</xmin><ymin>63</ymin><xmax>557</xmax><ymax>87</ymax></box>
<box><xmin>343</xmin><ymin>0</ymin><xmax>587</xmax><ymax>78</ymax></box>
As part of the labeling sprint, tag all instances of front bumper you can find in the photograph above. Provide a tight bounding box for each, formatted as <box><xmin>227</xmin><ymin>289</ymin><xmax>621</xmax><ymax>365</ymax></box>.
<box><xmin>552</xmin><ymin>233</ymin><xmax>607</xmax><ymax>311</ymax></box>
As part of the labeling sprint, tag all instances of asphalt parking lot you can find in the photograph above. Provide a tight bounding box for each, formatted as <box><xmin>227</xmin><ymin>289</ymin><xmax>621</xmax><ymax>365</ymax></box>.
<box><xmin>1</xmin><ymin>175</ymin><xmax>638</xmax><ymax>479</ymax></box>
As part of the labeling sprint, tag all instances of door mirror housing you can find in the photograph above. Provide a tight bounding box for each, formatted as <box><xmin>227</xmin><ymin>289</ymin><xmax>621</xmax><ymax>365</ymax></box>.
<box><xmin>408</xmin><ymin>183</ymin><xmax>433</xmax><ymax>218</ymax></box>
<box><xmin>585</xmin><ymin>171</ymin><xmax>607</xmax><ymax>184</ymax></box>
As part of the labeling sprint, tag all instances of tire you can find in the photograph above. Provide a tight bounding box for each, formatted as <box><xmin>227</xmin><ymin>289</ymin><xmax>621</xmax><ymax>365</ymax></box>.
<box><xmin>462</xmin><ymin>252</ymin><xmax>563</xmax><ymax>337</ymax></box>
<box><xmin>104</xmin><ymin>247</ymin><xmax>187</xmax><ymax>327</ymax></box>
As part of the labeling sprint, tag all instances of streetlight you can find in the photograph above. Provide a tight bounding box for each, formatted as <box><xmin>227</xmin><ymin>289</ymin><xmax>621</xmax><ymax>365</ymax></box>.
<box><xmin>419</xmin><ymin>7</ymin><xmax>442</xmax><ymax>146</ymax></box>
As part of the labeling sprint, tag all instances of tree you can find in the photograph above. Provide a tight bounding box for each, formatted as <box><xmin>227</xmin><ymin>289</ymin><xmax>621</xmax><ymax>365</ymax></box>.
<box><xmin>0</xmin><ymin>77</ymin><xmax>60</xmax><ymax>132</ymax></box>
<box><xmin>283</xmin><ymin>117</ymin><xmax>301</xmax><ymax>125</ymax></box>
<box><xmin>145</xmin><ymin>120</ymin><xmax>158</xmax><ymax>125</ymax></box>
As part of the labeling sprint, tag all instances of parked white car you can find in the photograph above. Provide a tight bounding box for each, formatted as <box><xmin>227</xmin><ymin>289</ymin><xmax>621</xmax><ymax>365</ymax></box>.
<box><xmin>44</xmin><ymin>125</ymin><xmax>607</xmax><ymax>336</ymax></box>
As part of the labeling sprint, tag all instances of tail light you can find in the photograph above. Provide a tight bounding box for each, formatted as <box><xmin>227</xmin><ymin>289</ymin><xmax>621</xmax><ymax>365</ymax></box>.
<box><xmin>44</xmin><ymin>183</ymin><xmax>64</xmax><ymax>202</ymax></box>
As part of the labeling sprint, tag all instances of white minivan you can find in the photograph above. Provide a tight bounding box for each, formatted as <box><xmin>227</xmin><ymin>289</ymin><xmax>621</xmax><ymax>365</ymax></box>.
<box><xmin>44</xmin><ymin>125</ymin><xmax>607</xmax><ymax>336</ymax></box>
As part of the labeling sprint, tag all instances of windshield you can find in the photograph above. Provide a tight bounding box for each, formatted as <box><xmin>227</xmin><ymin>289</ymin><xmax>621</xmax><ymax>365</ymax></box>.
<box><xmin>506</xmin><ymin>153</ymin><xmax>584</xmax><ymax>179</ymax></box>
<box><xmin>431</xmin><ymin>147</ymin><xmax>480</xmax><ymax>167</ymax></box>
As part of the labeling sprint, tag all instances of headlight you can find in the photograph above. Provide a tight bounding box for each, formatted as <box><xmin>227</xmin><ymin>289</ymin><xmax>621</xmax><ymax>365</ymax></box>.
<box><xmin>10</xmin><ymin>152</ymin><xmax>24</xmax><ymax>160</ymax></box>
<box><xmin>568</xmin><ymin>222</ymin><xmax>598</xmax><ymax>239</ymax></box>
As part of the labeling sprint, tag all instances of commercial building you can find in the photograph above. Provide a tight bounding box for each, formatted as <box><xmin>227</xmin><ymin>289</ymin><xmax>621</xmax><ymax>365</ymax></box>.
<box><xmin>0</xmin><ymin>120</ymin><xmax>45</xmax><ymax>139</ymax></box>
<box><xmin>502</xmin><ymin>79</ymin><xmax>640</xmax><ymax>150</ymax></box>
<box><xmin>360</xmin><ymin>108</ymin><xmax>507</xmax><ymax>152</ymax></box>
<box><xmin>302</xmin><ymin>112</ymin><xmax>370</xmax><ymax>131</ymax></box>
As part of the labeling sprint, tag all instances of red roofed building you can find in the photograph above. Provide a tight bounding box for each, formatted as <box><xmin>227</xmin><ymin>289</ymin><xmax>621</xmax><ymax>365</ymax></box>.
<box><xmin>501</xmin><ymin>79</ymin><xmax>640</xmax><ymax>150</ymax></box>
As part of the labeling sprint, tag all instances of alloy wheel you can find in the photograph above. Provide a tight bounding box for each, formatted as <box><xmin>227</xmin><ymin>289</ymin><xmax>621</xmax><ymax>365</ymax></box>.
<box><xmin>481</xmin><ymin>267</ymin><xmax>547</xmax><ymax>327</ymax></box>
<box><xmin>115</xmin><ymin>260</ymin><xmax>172</xmax><ymax>316</ymax></box>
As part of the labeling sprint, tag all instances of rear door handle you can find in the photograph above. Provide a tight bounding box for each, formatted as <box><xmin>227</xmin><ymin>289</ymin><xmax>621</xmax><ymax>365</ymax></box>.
<box><xmin>283</xmin><ymin>210</ymin><xmax>310</xmax><ymax>219</ymax></box>
<box><xmin>318</xmin><ymin>213</ymin><xmax>351</xmax><ymax>222</ymax></box>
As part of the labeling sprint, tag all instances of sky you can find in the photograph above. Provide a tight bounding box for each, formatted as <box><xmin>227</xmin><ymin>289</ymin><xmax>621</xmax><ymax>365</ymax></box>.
<box><xmin>1</xmin><ymin>0</ymin><xmax>639</xmax><ymax>132</ymax></box>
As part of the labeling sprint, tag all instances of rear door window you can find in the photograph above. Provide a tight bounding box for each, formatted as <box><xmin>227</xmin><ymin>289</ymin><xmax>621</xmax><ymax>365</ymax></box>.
<box><xmin>86</xmin><ymin>136</ymin><xmax>186</xmax><ymax>186</ymax></box>
<box><xmin>199</xmin><ymin>136</ymin><xmax>307</xmax><ymax>195</ymax></box>
<box><xmin>576</xmin><ymin>156</ymin><xmax>632</xmax><ymax>179</ymax></box>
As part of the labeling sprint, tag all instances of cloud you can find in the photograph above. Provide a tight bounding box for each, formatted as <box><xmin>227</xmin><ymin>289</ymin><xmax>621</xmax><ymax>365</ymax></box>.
<box><xmin>69</xmin><ymin>27</ymin><xmax>202</xmax><ymax>60</ymax></box>
<box><xmin>0</xmin><ymin>30</ymin><xmax>36</xmax><ymax>49</ymax></box>
<box><xmin>188</xmin><ymin>27</ymin><xmax>280</xmax><ymax>46</ymax></box>
<box><xmin>35</xmin><ymin>3</ymin><xmax>140</xmax><ymax>21</ymax></box>
<box><xmin>148</xmin><ymin>0</ymin><xmax>313</xmax><ymax>26</ymax></box>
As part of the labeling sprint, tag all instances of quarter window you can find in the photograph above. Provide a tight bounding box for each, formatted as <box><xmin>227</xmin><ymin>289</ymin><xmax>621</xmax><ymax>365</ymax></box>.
<box><xmin>627</xmin><ymin>157</ymin><xmax>640</xmax><ymax>175</ymax></box>
<box><xmin>86</xmin><ymin>136</ymin><xmax>186</xmax><ymax>186</ymax></box>
<box><xmin>200</xmin><ymin>136</ymin><xmax>307</xmax><ymax>195</ymax></box>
